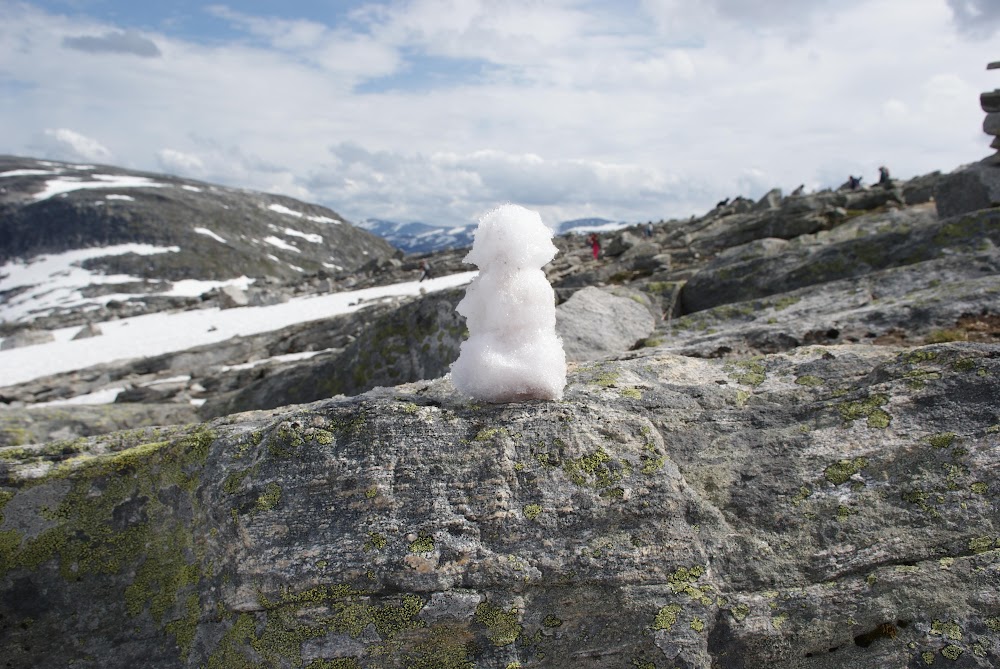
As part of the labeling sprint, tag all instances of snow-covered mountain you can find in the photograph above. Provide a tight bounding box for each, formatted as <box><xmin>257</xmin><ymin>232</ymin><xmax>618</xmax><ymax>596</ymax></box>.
<box><xmin>0</xmin><ymin>155</ymin><xmax>398</xmax><ymax>326</ymax></box>
<box><xmin>357</xmin><ymin>216</ymin><xmax>629</xmax><ymax>254</ymax></box>
<box><xmin>355</xmin><ymin>218</ymin><xmax>476</xmax><ymax>254</ymax></box>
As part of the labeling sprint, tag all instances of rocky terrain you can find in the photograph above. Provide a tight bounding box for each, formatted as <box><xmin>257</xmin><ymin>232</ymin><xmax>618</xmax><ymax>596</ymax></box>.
<box><xmin>2</xmin><ymin>71</ymin><xmax>1000</xmax><ymax>666</ymax></box>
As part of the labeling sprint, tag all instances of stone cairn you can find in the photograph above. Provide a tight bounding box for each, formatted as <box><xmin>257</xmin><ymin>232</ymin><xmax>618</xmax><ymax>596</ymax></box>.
<box><xmin>985</xmin><ymin>61</ymin><xmax>1000</xmax><ymax>163</ymax></box>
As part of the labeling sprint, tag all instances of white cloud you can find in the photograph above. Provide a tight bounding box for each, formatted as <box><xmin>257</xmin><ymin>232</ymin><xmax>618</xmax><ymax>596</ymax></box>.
<box><xmin>0</xmin><ymin>0</ymin><xmax>996</xmax><ymax>229</ymax></box>
<box><xmin>157</xmin><ymin>149</ymin><xmax>206</xmax><ymax>175</ymax></box>
<box><xmin>34</xmin><ymin>128</ymin><xmax>114</xmax><ymax>163</ymax></box>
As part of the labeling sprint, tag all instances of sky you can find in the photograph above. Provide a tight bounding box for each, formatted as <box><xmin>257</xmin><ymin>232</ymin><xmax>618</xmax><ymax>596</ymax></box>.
<box><xmin>0</xmin><ymin>0</ymin><xmax>998</xmax><ymax>228</ymax></box>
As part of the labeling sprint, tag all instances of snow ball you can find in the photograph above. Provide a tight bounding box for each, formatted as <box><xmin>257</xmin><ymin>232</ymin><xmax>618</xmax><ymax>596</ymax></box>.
<box><xmin>451</xmin><ymin>204</ymin><xmax>566</xmax><ymax>402</ymax></box>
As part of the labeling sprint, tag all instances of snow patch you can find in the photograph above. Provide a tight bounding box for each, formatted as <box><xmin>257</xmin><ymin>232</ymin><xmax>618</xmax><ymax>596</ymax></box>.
<box><xmin>193</xmin><ymin>227</ymin><xmax>227</xmax><ymax>244</ymax></box>
<box><xmin>165</xmin><ymin>276</ymin><xmax>254</xmax><ymax>297</ymax></box>
<box><xmin>267</xmin><ymin>203</ymin><xmax>339</xmax><ymax>224</ymax></box>
<box><xmin>32</xmin><ymin>174</ymin><xmax>168</xmax><ymax>202</ymax></box>
<box><xmin>221</xmin><ymin>350</ymin><xmax>325</xmax><ymax>371</ymax></box>
<box><xmin>0</xmin><ymin>244</ymin><xmax>180</xmax><ymax>322</ymax></box>
<box><xmin>0</xmin><ymin>271</ymin><xmax>478</xmax><ymax>386</ymax></box>
<box><xmin>264</xmin><ymin>236</ymin><xmax>300</xmax><ymax>253</ymax></box>
<box><xmin>283</xmin><ymin>228</ymin><xmax>323</xmax><ymax>244</ymax></box>
<box><xmin>181</xmin><ymin>185</ymin><xmax>203</xmax><ymax>192</ymax></box>
<box><xmin>0</xmin><ymin>169</ymin><xmax>61</xmax><ymax>178</ymax></box>
<box><xmin>105</xmin><ymin>194</ymin><xmax>135</xmax><ymax>201</ymax></box>
<box><xmin>33</xmin><ymin>387</ymin><xmax>124</xmax><ymax>407</ymax></box>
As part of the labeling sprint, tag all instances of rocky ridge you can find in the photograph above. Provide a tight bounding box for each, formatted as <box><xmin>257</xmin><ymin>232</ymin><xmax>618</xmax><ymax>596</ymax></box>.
<box><xmin>2</xmin><ymin>117</ymin><xmax>1000</xmax><ymax>666</ymax></box>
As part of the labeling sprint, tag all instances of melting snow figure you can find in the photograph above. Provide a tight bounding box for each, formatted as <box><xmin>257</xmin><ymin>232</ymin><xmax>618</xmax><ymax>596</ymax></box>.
<box><xmin>451</xmin><ymin>204</ymin><xmax>567</xmax><ymax>402</ymax></box>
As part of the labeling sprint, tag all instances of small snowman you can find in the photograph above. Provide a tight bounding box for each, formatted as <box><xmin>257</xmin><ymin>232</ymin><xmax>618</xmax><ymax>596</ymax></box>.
<box><xmin>450</xmin><ymin>204</ymin><xmax>566</xmax><ymax>402</ymax></box>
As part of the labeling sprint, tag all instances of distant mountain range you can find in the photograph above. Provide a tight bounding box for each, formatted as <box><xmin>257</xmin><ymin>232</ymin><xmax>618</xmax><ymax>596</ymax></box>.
<box><xmin>357</xmin><ymin>216</ymin><xmax>629</xmax><ymax>254</ymax></box>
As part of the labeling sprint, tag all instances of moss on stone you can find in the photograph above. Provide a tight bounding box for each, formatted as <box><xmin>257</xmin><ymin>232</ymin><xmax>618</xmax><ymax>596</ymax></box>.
<box><xmin>731</xmin><ymin>359</ymin><xmax>766</xmax><ymax>387</ymax></box>
<box><xmin>941</xmin><ymin>645</ymin><xmax>963</xmax><ymax>660</ymax></box>
<box><xmin>474</xmin><ymin>600</ymin><xmax>521</xmax><ymax>646</ymax></box>
<box><xmin>562</xmin><ymin>447</ymin><xmax>628</xmax><ymax>491</ymax></box>
<box><xmin>838</xmin><ymin>394</ymin><xmax>891</xmax><ymax>428</ymax></box>
<box><xmin>930</xmin><ymin>620</ymin><xmax>963</xmax><ymax>641</ymax></box>
<box><xmin>254</xmin><ymin>482</ymin><xmax>282</xmax><ymax>514</ymax></box>
<box><xmin>409</xmin><ymin>532</ymin><xmax>435</xmax><ymax>553</ymax></box>
<box><xmin>542</xmin><ymin>615</ymin><xmax>562</xmax><ymax>628</ymax></box>
<box><xmin>968</xmin><ymin>536</ymin><xmax>995</xmax><ymax>554</ymax></box>
<box><xmin>928</xmin><ymin>432</ymin><xmax>956</xmax><ymax>449</ymax></box>
<box><xmin>825</xmin><ymin>457</ymin><xmax>868</xmax><ymax>485</ymax></box>
<box><xmin>652</xmin><ymin>604</ymin><xmax>682</xmax><ymax>632</ymax></box>
<box><xmin>404</xmin><ymin>624</ymin><xmax>475</xmax><ymax>669</ymax></box>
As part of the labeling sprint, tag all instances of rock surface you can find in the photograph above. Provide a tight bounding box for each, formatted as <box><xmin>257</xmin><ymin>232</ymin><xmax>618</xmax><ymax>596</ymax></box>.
<box><xmin>935</xmin><ymin>159</ymin><xmax>1000</xmax><ymax>219</ymax></box>
<box><xmin>2</xmin><ymin>342</ymin><xmax>999</xmax><ymax>668</ymax></box>
<box><xmin>0</xmin><ymin>329</ymin><xmax>55</xmax><ymax>350</ymax></box>
<box><xmin>556</xmin><ymin>286</ymin><xmax>655</xmax><ymax>361</ymax></box>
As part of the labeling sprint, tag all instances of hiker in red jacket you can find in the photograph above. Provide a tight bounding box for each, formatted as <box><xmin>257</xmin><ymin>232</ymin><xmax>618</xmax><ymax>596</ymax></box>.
<box><xmin>588</xmin><ymin>233</ymin><xmax>601</xmax><ymax>260</ymax></box>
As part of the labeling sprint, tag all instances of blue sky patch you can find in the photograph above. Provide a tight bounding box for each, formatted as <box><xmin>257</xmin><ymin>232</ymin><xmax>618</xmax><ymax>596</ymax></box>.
<box><xmin>355</xmin><ymin>49</ymin><xmax>505</xmax><ymax>94</ymax></box>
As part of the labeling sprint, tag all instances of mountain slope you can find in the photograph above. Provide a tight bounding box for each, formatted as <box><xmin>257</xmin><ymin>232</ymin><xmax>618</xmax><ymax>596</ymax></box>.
<box><xmin>0</xmin><ymin>155</ymin><xmax>399</xmax><ymax>324</ymax></box>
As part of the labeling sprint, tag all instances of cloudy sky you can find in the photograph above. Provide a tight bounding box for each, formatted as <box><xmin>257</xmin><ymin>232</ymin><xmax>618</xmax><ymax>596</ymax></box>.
<box><xmin>1</xmin><ymin>0</ymin><xmax>997</xmax><ymax>227</ymax></box>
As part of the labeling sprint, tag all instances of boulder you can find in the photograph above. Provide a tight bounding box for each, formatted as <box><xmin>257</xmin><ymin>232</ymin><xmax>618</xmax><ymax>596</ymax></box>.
<box><xmin>604</xmin><ymin>231</ymin><xmax>643</xmax><ymax>257</ymax></box>
<box><xmin>555</xmin><ymin>286</ymin><xmax>655</xmax><ymax>361</ymax></box>
<box><xmin>0</xmin><ymin>330</ymin><xmax>55</xmax><ymax>351</ymax></box>
<box><xmin>753</xmin><ymin>188</ymin><xmax>782</xmax><ymax>211</ymax></box>
<box><xmin>71</xmin><ymin>323</ymin><xmax>102</xmax><ymax>340</ymax></box>
<box><xmin>935</xmin><ymin>159</ymin><xmax>1000</xmax><ymax>219</ymax></box>
<box><xmin>200</xmin><ymin>289</ymin><xmax>467</xmax><ymax>417</ymax></box>
<box><xmin>682</xmin><ymin>206</ymin><xmax>1000</xmax><ymax>313</ymax></box>
<box><xmin>2</xmin><ymin>342</ymin><xmax>999</xmax><ymax>668</ymax></box>
<box><xmin>217</xmin><ymin>285</ymin><xmax>249</xmax><ymax>309</ymax></box>
<box><xmin>984</xmin><ymin>111</ymin><xmax>1000</xmax><ymax>136</ymax></box>
<box><xmin>982</xmin><ymin>89</ymin><xmax>1000</xmax><ymax>113</ymax></box>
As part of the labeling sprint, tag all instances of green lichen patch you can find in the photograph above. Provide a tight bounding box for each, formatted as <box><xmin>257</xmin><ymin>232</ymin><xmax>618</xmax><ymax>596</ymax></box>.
<box><xmin>968</xmin><ymin>536</ymin><xmax>996</xmax><ymax>554</ymax></box>
<box><xmin>1</xmin><ymin>426</ymin><xmax>215</xmax><ymax>660</ymax></box>
<box><xmin>652</xmin><ymin>604</ymin><xmax>682</xmax><ymax>632</ymax></box>
<box><xmin>404</xmin><ymin>623</ymin><xmax>475</xmax><ymax>669</ymax></box>
<box><xmin>620</xmin><ymin>387</ymin><xmax>643</xmax><ymax>400</ymax></box>
<box><xmin>253</xmin><ymin>482</ymin><xmax>282</xmax><ymax>514</ymax></box>
<box><xmin>928</xmin><ymin>432</ymin><xmax>956</xmax><ymax>449</ymax></box>
<box><xmin>542</xmin><ymin>615</ymin><xmax>562</xmax><ymax>628</ymax></box>
<box><xmin>838</xmin><ymin>394</ymin><xmax>891</xmax><ymax>428</ymax></box>
<box><xmin>366</xmin><ymin>532</ymin><xmax>388</xmax><ymax>551</ymax></box>
<box><xmin>474</xmin><ymin>600</ymin><xmax>521</xmax><ymax>646</ymax></box>
<box><xmin>667</xmin><ymin>565</ymin><xmax>713</xmax><ymax>605</ymax></box>
<box><xmin>930</xmin><ymin>620</ymin><xmax>963</xmax><ymax>641</ymax></box>
<box><xmin>730</xmin><ymin>603</ymin><xmax>750</xmax><ymax>622</ymax></box>
<box><xmin>729</xmin><ymin>359</ymin><xmax>766</xmax><ymax>387</ymax></box>
<box><xmin>473</xmin><ymin>427</ymin><xmax>509</xmax><ymax>442</ymax></box>
<box><xmin>825</xmin><ymin>457</ymin><xmax>869</xmax><ymax>485</ymax></box>
<box><xmin>795</xmin><ymin>375</ymin><xmax>824</xmax><ymax>387</ymax></box>
<box><xmin>243</xmin><ymin>586</ymin><xmax>429</xmax><ymax>666</ymax></box>
<box><xmin>941</xmin><ymin>645</ymin><xmax>963</xmax><ymax>660</ymax></box>
<box><xmin>409</xmin><ymin>532</ymin><xmax>435</xmax><ymax>553</ymax></box>
<box><xmin>561</xmin><ymin>447</ymin><xmax>629</xmax><ymax>492</ymax></box>
<box><xmin>523</xmin><ymin>504</ymin><xmax>542</xmax><ymax>521</ymax></box>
